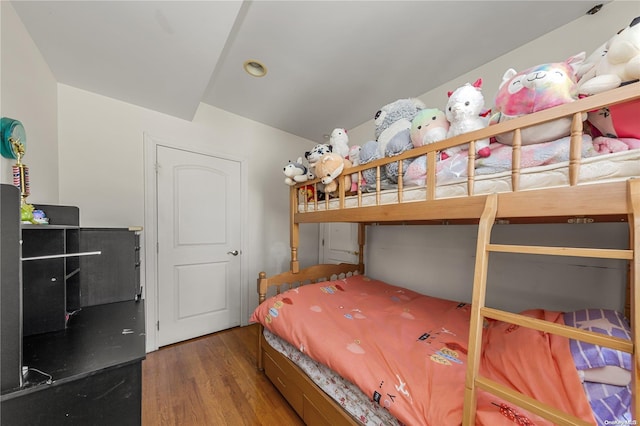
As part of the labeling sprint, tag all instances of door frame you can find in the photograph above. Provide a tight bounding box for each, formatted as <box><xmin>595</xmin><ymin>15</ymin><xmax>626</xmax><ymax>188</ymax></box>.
<box><xmin>143</xmin><ymin>133</ymin><xmax>249</xmax><ymax>352</ymax></box>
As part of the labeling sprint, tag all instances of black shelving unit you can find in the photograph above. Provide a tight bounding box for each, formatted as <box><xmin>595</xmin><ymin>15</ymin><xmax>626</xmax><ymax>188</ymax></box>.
<box><xmin>1</xmin><ymin>185</ymin><xmax>22</xmax><ymax>393</ymax></box>
<box><xmin>0</xmin><ymin>188</ymin><xmax>146</xmax><ymax>425</ymax></box>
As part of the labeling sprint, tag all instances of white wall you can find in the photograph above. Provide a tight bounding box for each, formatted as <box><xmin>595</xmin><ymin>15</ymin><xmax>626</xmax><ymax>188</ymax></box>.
<box><xmin>1</xmin><ymin>2</ymin><xmax>58</xmax><ymax>203</ymax></box>
<box><xmin>367</xmin><ymin>223</ymin><xmax>628</xmax><ymax>313</ymax></box>
<box><xmin>349</xmin><ymin>0</ymin><xmax>639</xmax><ymax>313</ymax></box>
<box><xmin>57</xmin><ymin>85</ymin><xmax>318</xmax><ymax>349</ymax></box>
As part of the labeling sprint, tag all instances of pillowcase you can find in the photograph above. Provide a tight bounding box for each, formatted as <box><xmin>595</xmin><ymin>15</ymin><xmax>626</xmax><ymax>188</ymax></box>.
<box><xmin>564</xmin><ymin>309</ymin><xmax>631</xmax><ymax>386</ymax></box>
<box><xmin>577</xmin><ymin>366</ymin><xmax>630</xmax><ymax>387</ymax></box>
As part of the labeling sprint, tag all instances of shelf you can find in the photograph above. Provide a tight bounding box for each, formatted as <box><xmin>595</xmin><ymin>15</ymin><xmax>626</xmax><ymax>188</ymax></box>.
<box><xmin>1</xmin><ymin>300</ymin><xmax>145</xmax><ymax>400</ymax></box>
<box><xmin>21</xmin><ymin>224</ymin><xmax>78</xmax><ymax>230</ymax></box>
<box><xmin>21</xmin><ymin>251</ymin><xmax>101</xmax><ymax>262</ymax></box>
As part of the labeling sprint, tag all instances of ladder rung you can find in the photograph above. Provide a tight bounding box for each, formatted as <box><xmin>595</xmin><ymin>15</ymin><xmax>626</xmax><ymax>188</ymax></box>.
<box><xmin>487</xmin><ymin>243</ymin><xmax>633</xmax><ymax>260</ymax></box>
<box><xmin>482</xmin><ymin>307</ymin><xmax>633</xmax><ymax>353</ymax></box>
<box><xmin>475</xmin><ymin>376</ymin><xmax>593</xmax><ymax>426</ymax></box>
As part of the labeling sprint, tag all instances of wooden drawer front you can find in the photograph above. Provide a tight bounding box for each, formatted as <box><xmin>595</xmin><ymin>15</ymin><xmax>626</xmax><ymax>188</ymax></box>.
<box><xmin>303</xmin><ymin>395</ymin><xmax>332</xmax><ymax>426</ymax></box>
<box><xmin>264</xmin><ymin>351</ymin><xmax>303</xmax><ymax>415</ymax></box>
<box><xmin>304</xmin><ymin>393</ymin><xmax>360</xmax><ymax>426</ymax></box>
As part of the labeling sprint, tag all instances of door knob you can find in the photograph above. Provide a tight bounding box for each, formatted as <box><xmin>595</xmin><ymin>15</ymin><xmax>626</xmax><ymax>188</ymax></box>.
<box><xmin>227</xmin><ymin>250</ymin><xmax>240</xmax><ymax>256</ymax></box>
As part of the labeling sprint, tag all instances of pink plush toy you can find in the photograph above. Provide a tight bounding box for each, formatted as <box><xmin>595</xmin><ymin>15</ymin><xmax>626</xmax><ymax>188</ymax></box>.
<box><xmin>444</xmin><ymin>78</ymin><xmax>491</xmax><ymax>159</ymax></box>
<box><xmin>410</xmin><ymin>108</ymin><xmax>449</xmax><ymax>148</ymax></box>
<box><xmin>491</xmin><ymin>53</ymin><xmax>586</xmax><ymax>146</ymax></box>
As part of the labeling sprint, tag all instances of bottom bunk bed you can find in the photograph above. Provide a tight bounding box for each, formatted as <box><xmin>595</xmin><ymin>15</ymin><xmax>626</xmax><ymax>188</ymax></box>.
<box><xmin>253</xmin><ymin>268</ymin><xmax>633</xmax><ymax>426</ymax></box>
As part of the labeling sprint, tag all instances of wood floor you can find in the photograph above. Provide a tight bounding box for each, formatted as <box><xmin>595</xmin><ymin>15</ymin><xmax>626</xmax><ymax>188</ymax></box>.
<box><xmin>142</xmin><ymin>324</ymin><xmax>304</xmax><ymax>426</ymax></box>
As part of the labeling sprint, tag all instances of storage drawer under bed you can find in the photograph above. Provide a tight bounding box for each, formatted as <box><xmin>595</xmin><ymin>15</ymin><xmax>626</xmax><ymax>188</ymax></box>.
<box><xmin>261</xmin><ymin>338</ymin><xmax>360</xmax><ymax>426</ymax></box>
<box><xmin>263</xmin><ymin>349</ymin><xmax>304</xmax><ymax>416</ymax></box>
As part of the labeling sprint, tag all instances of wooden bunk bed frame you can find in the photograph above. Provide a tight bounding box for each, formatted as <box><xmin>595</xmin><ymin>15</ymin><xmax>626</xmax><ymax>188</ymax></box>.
<box><xmin>256</xmin><ymin>83</ymin><xmax>640</xmax><ymax>426</ymax></box>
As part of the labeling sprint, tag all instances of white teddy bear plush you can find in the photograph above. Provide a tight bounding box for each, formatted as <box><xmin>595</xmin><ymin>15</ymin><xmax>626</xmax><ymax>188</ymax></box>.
<box><xmin>578</xmin><ymin>16</ymin><xmax>640</xmax><ymax>95</ymax></box>
<box><xmin>329</xmin><ymin>128</ymin><xmax>350</xmax><ymax>158</ymax></box>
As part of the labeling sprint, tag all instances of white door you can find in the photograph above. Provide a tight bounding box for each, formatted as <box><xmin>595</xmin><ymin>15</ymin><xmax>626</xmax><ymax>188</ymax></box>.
<box><xmin>156</xmin><ymin>145</ymin><xmax>242</xmax><ymax>346</ymax></box>
<box><xmin>319</xmin><ymin>223</ymin><xmax>359</xmax><ymax>264</ymax></box>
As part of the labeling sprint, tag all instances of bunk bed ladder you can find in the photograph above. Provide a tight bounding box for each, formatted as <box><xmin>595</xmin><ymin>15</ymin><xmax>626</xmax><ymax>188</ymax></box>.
<box><xmin>463</xmin><ymin>186</ymin><xmax>638</xmax><ymax>425</ymax></box>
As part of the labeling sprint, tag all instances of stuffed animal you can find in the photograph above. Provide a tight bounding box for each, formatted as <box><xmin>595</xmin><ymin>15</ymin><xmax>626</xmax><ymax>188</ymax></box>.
<box><xmin>304</xmin><ymin>143</ymin><xmax>332</xmax><ymax>181</ymax></box>
<box><xmin>347</xmin><ymin>145</ymin><xmax>362</xmax><ymax>192</ymax></box>
<box><xmin>444</xmin><ymin>79</ymin><xmax>491</xmax><ymax>159</ymax></box>
<box><xmin>304</xmin><ymin>143</ymin><xmax>332</xmax><ymax>169</ymax></box>
<box><xmin>578</xmin><ymin>16</ymin><xmax>640</xmax><ymax>96</ymax></box>
<box><xmin>329</xmin><ymin>128</ymin><xmax>350</xmax><ymax>158</ymax></box>
<box><xmin>385</xmin><ymin>133</ymin><xmax>415</xmax><ymax>184</ymax></box>
<box><xmin>578</xmin><ymin>16</ymin><xmax>640</xmax><ymax>139</ymax></box>
<box><xmin>314</xmin><ymin>152</ymin><xmax>352</xmax><ymax>195</ymax></box>
<box><xmin>374</xmin><ymin>98</ymin><xmax>426</xmax><ymax>158</ymax></box>
<box><xmin>298</xmin><ymin>184</ymin><xmax>316</xmax><ymax>203</ymax></box>
<box><xmin>348</xmin><ymin>145</ymin><xmax>361</xmax><ymax>163</ymax></box>
<box><xmin>283</xmin><ymin>158</ymin><xmax>309</xmax><ymax>186</ymax></box>
<box><xmin>410</xmin><ymin>108</ymin><xmax>450</xmax><ymax>149</ymax></box>
<box><xmin>358</xmin><ymin>140</ymin><xmax>387</xmax><ymax>192</ymax></box>
<box><xmin>491</xmin><ymin>53</ymin><xmax>586</xmax><ymax>146</ymax></box>
<box><xmin>20</xmin><ymin>203</ymin><xmax>37</xmax><ymax>224</ymax></box>
<box><xmin>585</xmin><ymin>96</ymin><xmax>640</xmax><ymax>139</ymax></box>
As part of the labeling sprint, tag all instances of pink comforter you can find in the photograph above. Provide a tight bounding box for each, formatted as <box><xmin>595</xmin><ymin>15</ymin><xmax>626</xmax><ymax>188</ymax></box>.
<box><xmin>251</xmin><ymin>275</ymin><xmax>595</xmax><ymax>425</ymax></box>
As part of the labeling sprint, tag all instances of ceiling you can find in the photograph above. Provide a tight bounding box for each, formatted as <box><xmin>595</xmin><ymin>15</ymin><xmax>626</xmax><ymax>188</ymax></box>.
<box><xmin>11</xmin><ymin>1</ymin><xmax>608</xmax><ymax>143</ymax></box>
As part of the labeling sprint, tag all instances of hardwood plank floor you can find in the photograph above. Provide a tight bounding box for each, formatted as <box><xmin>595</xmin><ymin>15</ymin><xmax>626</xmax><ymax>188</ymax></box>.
<box><xmin>142</xmin><ymin>324</ymin><xmax>304</xmax><ymax>426</ymax></box>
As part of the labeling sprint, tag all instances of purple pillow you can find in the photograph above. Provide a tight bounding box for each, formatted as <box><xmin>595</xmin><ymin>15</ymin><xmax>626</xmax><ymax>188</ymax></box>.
<box><xmin>564</xmin><ymin>309</ymin><xmax>631</xmax><ymax>371</ymax></box>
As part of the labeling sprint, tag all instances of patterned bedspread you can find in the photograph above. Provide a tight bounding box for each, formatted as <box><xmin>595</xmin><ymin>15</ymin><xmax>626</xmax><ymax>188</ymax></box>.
<box><xmin>251</xmin><ymin>275</ymin><xmax>598</xmax><ymax>425</ymax></box>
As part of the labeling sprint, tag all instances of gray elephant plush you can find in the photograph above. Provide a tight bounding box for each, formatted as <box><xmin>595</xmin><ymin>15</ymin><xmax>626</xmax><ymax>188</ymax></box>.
<box><xmin>374</xmin><ymin>98</ymin><xmax>425</xmax><ymax>159</ymax></box>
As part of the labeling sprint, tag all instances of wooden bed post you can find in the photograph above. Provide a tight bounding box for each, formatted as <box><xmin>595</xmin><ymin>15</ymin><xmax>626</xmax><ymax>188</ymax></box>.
<box><xmin>290</xmin><ymin>186</ymin><xmax>299</xmax><ymax>273</ymax></box>
<box><xmin>568</xmin><ymin>112</ymin><xmax>584</xmax><ymax>187</ymax></box>
<box><xmin>627</xmin><ymin>179</ymin><xmax>640</xmax><ymax>421</ymax></box>
<box><xmin>511</xmin><ymin>128</ymin><xmax>522</xmax><ymax>192</ymax></box>
<box><xmin>358</xmin><ymin>223</ymin><xmax>366</xmax><ymax>274</ymax></box>
<box><xmin>256</xmin><ymin>271</ymin><xmax>268</xmax><ymax>371</ymax></box>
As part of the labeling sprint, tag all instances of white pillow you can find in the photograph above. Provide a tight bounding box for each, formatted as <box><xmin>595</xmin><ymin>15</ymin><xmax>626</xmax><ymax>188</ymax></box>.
<box><xmin>579</xmin><ymin>366</ymin><xmax>631</xmax><ymax>386</ymax></box>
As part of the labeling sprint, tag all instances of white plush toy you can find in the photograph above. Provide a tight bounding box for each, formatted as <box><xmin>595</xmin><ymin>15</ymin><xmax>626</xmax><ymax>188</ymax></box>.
<box><xmin>444</xmin><ymin>78</ymin><xmax>490</xmax><ymax>159</ymax></box>
<box><xmin>283</xmin><ymin>157</ymin><xmax>309</xmax><ymax>186</ymax></box>
<box><xmin>304</xmin><ymin>143</ymin><xmax>332</xmax><ymax>178</ymax></box>
<box><xmin>329</xmin><ymin>128</ymin><xmax>350</xmax><ymax>158</ymax></box>
<box><xmin>578</xmin><ymin>16</ymin><xmax>640</xmax><ymax>96</ymax></box>
<box><xmin>347</xmin><ymin>144</ymin><xmax>361</xmax><ymax>192</ymax></box>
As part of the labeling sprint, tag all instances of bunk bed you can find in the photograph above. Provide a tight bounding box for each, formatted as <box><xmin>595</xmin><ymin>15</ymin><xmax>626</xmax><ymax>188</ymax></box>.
<box><xmin>252</xmin><ymin>82</ymin><xmax>640</xmax><ymax>425</ymax></box>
